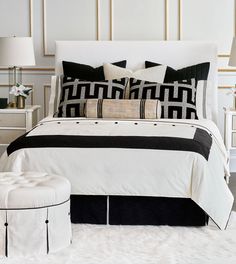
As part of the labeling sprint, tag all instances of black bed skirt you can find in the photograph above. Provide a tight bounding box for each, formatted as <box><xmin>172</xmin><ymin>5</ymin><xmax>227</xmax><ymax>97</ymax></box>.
<box><xmin>70</xmin><ymin>195</ymin><xmax>208</xmax><ymax>226</ymax></box>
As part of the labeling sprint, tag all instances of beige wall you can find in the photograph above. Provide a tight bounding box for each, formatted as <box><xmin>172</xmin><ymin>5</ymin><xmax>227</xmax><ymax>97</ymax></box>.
<box><xmin>0</xmin><ymin>0</ymin><xmax>236</xmax><ymax>169</ymax></box>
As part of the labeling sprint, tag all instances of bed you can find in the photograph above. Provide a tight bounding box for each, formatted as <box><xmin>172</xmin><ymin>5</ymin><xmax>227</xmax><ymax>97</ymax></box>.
<box><xmin>0</xmin><ymin>41</ymin><xmax>234</xmax><ymax>229</ymax></box>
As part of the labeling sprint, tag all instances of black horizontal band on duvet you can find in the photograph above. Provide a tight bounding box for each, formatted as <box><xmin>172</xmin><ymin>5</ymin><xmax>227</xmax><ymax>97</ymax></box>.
<box><xmin>7</xmin><ymin>128</ymin><xmax>212</xmax><ymax>160</ymax></box>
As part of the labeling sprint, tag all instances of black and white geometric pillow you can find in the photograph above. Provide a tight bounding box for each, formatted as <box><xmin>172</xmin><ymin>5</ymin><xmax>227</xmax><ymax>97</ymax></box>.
<box><xmin>129</xmin><ymin>78</ymin><xmax>197</xmax><ymax>119</ymax></box>
<box><xmin>57</xmin><ymin>76</ymin><xmax>128</xmax><ymax>117</ymax></box>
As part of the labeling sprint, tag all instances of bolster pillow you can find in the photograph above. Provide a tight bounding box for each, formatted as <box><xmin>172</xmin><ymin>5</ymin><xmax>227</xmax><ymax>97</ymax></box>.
<box><xmin>85</xmin><ymin>99</ymin><xmax>161</xmax><ymax>119</ymax></box>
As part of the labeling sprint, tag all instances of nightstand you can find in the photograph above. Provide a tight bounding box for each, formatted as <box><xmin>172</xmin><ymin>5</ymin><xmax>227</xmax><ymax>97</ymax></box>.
<box><xmin>0</xmin><ymin>105</ymin><xmax>41</xmax><ymax>148</ymax></box>
<box><xmin>224</xmin><ymin>108</ymin><xmax>236</xmax><ymax>152</ymax></box>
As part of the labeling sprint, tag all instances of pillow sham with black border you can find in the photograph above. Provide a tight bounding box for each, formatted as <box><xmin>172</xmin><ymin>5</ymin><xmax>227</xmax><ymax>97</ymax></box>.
<box><xmin>129</xmin><ymin>78</ymin><xmax>198</xmax><ymax>119</ymax></box>
<box><xmin>56</xmin><ymin>76</ymin><xmax>128</xmax><ymax>118</ymax></box>
<box><xmin>62</xmin><ymin>60</ymin><xmax>127</xmax><ymax>81</ymax></box>
<box><xmin>145</xmin><ymin>61</ymin><xmax>210</xmax><ymax>83</ymax></box>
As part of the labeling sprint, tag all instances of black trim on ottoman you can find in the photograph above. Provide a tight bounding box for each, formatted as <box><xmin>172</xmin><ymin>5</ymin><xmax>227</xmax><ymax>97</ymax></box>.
<box><xmin>70</xmin><ymin>195</ymin><xmax>208</xmax><ymax>226</ymax></box>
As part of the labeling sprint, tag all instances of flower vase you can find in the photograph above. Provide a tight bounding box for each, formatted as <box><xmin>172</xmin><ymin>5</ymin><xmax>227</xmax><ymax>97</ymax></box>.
<box><xmin>16</xmin><ymin>96</ymin><xmax>25</xmax><ymax>109</ymax></box>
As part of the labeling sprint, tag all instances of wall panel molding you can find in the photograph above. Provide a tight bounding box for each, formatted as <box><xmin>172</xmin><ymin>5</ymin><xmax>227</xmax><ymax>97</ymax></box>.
<box><xmin>164</xmin><ymin>0</ymin><xmax>168</xmax><ymax>40</ymax></box>
<box><xmin>219</xmin><ymin>68</ymin><xmax>236</xmax><ymax>72</ymax></box>
<box><xmin>0</xmin><ymin>68</ymin><xmax>54</xmax><ymax>72</ymax></box>
<box><xmin>43</xmin><ymin>0</ymin><xmax>100</xmax><ymax>56</ymax></box>
<box><xmin>178</xmin><ymin>0</ymin><xmax>236</xmax><ymax>57</ymax></box>
<box><xmin>218</xmin><ymin>85</ymin><xmax>235</xmax><ymax>89</ymax></box>
<box><xmin>110</xmin><ymin>0</ymin><xmax>113</xmax><ymax>40</ymax></box>
<box><xmin>96</xmin><ymin>0</ymin><xmax>100</xmax><ymax>41</ymax></box>
<box><xmin>29</xmin><ymin>0</ymin><xmax>33</xmax><ymax>37</ymax></box>
<box><xmin>110</xmin><ymin>0</ymin><xmax>168</xmax><ymax>40</ymax></box>
<box><xmin>43</xmin><ymin>85</ymin><xmax>51</xmax><ymax>117</ymax></box>
<box><xmin>0</xmin><ymin>0</ymin><xmax>32</xmax><ymax>37</ymax></box>
<box><xmin>178</xmin><ymin>0</ymin><xmax>181</xmax><ymax>40</ymax></box>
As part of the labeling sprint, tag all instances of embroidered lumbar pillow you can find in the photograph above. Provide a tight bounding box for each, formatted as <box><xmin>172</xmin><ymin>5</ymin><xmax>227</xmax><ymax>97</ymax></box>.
<box><xmin>85</xmin><ymin>99</ymin><xmax>161</xmax><ymax>119</ymax></box>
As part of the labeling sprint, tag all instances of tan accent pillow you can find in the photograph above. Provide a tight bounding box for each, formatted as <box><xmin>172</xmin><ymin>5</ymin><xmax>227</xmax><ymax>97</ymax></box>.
<box><xmin>85</xmin><ymin>99</ymin><xmax>161</xmax><ymax>119</ymax></box>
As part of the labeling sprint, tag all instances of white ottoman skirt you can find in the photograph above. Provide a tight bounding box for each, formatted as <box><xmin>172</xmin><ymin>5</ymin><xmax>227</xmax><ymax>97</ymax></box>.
<box><xmin>0</xmin><ymin>172</ymin><xmax>72</xmax><ymax>257</ymax></box>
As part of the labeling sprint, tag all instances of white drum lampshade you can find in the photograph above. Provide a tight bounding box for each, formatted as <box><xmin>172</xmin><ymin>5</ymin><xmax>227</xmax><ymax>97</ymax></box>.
<box><xmin>0</xmin><ymin>37</ymin><xmax>35</xmax><ymax>67</ymax></box>
<box><xmin>229</xmin><ymin>37</ymin><xmax>236</xmax><ymax>67</ymax></box>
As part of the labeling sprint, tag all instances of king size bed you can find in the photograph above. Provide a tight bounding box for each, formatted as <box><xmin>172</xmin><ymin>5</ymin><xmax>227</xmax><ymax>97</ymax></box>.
<box><xmin>0</xmin><ymin>41</ymin><xmax>233</xmax><ymax>230</ymax></box>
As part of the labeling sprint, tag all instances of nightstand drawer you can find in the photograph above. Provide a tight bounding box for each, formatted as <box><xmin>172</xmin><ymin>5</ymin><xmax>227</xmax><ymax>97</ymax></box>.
<box><xmin>233</xmin><ymin>115</ymin><xmax>236</xmax><ymax>130</ymax></box>
<box><xmin>0</xmin><ymin>129</ymin><xmax>25</xmax><ymax>144</ymax></box>
<box><xmin>0</xmin><ymin>113</ymin><xmax>25</xmax><ymax>128</ymax></box>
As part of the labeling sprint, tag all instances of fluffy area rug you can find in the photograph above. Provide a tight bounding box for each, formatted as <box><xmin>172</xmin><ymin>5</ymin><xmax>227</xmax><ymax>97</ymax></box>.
<box><xmin>2</xmin><ymin>212</ymin><xmax>236</xmax><ymax>264</ymax></box>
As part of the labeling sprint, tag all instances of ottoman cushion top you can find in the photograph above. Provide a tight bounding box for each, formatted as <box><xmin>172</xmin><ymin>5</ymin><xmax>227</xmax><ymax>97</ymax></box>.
<box><xmin>0</xmin><ymin>172</ymin><xmax>71</xmax><ymax>209</ymax></box>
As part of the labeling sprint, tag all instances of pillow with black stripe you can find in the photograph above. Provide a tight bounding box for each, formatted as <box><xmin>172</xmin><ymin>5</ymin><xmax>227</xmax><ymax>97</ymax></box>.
<box><xmin>63</xmin><ymin>60</ymin><xmax>127</xmax><ymax>81</ymax></box>
<box><xmin>129</xmin><ymin>78</ymin><xmax>197</xmax><ymax>119</ymax></box>
<box><xmin>56</xmin><ymin>76</ymin><xmax>128</xmax><ymax>117</ymax></box>
<box><xmin>145</xmin><ymin>61</ymin><xmax>210</xmax><ymax>83</ymax></box>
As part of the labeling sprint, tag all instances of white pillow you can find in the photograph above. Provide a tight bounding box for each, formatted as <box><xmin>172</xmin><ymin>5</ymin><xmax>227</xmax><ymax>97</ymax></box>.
<box><xmin>103</xmin><ymin>63</ymin><xmax>167</xmax><ymax>83</ymax></box>
<box><xmin>196</xmin><ymin>80</ymin><xmax>212</xmax><ymax>120</ymax></box>
<box><xmin>104</xmin><ymin>63</ymin><xmax>167</xmax><ymax>98</ymax></box>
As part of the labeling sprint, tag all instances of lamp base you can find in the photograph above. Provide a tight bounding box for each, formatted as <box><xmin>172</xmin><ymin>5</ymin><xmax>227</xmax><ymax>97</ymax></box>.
<box><xmin>8</xmin><ymin>66</ymin><xmax>22</xmax><ymax>105</ymax></box>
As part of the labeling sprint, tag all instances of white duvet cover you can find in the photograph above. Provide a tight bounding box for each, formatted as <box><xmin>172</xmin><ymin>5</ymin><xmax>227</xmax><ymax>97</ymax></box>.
<box><xmin>0</xmin><ymin>117</ymin><xmax>233</xmax><ymax>229</ymax></box>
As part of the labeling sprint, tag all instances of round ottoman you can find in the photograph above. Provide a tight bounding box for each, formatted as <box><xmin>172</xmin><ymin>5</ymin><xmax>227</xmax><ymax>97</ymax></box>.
<box><xmin>0</xmin><ymin>172</ymin><xmax>71</xmax><ymax>257</ymax></box>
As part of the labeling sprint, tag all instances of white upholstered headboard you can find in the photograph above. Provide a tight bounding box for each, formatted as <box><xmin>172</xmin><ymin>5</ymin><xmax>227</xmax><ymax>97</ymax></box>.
<box><xmin>50</xmin><ymin>41</ymin><xmax>218</xmax><ymax>122</ymax></box>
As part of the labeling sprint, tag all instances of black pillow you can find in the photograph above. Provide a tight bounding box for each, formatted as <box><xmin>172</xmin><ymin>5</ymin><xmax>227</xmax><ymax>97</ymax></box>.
<box><xmin>145</xmin><ymin>61</ymin><xmax>210</xmax><ymax>83</ymax></box>
<box><xmin>62</xmin><ymin>60</ymin><xmax>127</xmax><ymax>81</ymax></box>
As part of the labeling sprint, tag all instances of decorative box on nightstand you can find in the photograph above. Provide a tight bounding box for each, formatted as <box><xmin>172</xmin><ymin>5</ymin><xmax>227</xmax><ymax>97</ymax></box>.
<box><xmin>224</xmin><ymin>108</ymin><xmax>236</xmax><ymax>152</ymax></box>
<box><xmin>0</xmin><ymin>105</ymin><xmax>41</xmax><ymax>148</ymax></box>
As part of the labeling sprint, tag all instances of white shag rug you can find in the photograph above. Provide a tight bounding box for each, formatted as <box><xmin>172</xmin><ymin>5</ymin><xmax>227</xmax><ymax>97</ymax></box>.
<box><xmin>2</xmin><ymin>212</ymin><xmax>236</xmax><ymax>264</ymax></box>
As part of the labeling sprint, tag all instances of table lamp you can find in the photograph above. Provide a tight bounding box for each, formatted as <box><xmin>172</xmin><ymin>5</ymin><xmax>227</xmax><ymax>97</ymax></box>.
<box><xmin>0</xmin><ymin>37</ymin><xmax>35</xmax><ymax>106</ymax></box>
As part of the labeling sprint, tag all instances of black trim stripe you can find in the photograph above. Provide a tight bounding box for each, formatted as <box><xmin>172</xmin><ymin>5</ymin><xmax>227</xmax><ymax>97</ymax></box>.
<box><xmin>97</xmin><ymin>99</ymin><xmax>103</xmax><ymax>118</ymax></box>
<box><xmin>46</xmin><ymin>208</ymin><xmax>49</xmax><ymax>254</ymax></box>
<box><xmin>194</xmin><ymin>127</ymin><xmax>212</xmax><ymax>150</ymax></box>
<box><xmin>5</xmin><ymin>211</ymin><xmax>8</xmax><ymax>257</ymax></box>
<box><xmin>140</xmin><ymin>99</ymin><xmax>145</xmax><ymax>119</ymax></box>
<box><xmin>0</xmin><ymin>198</ymin><xmax>70</xmax><ymax>211</ymax></box>
<box><xmin>7</xmin><ymin>128</ymin><xmax>212</xmax><ymax>160</ymax></box>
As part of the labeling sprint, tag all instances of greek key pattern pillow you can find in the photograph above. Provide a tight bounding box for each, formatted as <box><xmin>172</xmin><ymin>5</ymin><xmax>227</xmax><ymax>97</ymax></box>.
<box><xmin>129</xmin><ymin>78</ymin><xmax>197</xmax><ymax>119</ymax></box>
<box><xmin>57</xmin><ymin>76</ymin><xmax>128</xmax><ymax>117</ymax></box>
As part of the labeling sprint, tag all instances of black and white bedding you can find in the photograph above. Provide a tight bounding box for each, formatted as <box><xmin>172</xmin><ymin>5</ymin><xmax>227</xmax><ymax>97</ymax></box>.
<box><xmin>0</xmin><ymin>117</ymin><xmax>233</xmax><ymax>229</ymax></box>
<box><xmin>129</xmin><ymin>78</ymin><xmax>198</xmax><ymax>119</ymax></box>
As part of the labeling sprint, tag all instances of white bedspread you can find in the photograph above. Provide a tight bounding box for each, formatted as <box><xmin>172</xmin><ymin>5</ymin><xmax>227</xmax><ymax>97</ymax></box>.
<box><xmin>0</xmin><ymin>117</ymin><xmax>233</xmax><ymax>229</ymax></box>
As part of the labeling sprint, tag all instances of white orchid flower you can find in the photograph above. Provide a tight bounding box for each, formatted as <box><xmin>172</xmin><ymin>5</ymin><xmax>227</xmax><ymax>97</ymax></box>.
<box><xmin>9</xmin><ymin>84</ymin><xmax>32</xmax><ymax>98</ymax></box>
